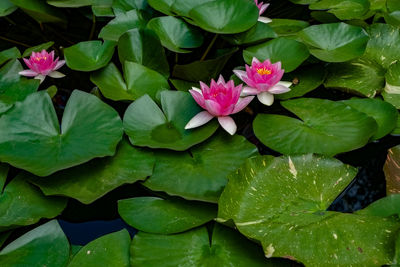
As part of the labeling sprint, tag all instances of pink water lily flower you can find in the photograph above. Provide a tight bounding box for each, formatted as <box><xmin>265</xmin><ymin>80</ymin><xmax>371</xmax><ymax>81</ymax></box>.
<box><xmin>255</xmin><ymin>0</ymin><xmax>272</xmax><ymax>23</ymax></box>
<box><xmin>233</xmin><ymin>57</ymin><xmax>292</xmax><ymax>106</ymax></box>
<box><xmin>185</xmin><ymin>75</ymin><xmax>254</xmax><ymax>135</ymax></box>
<box><xmin>19</xmin><ymin>49</ymin><xmax>65</xmax><ymax>84</ymax></box>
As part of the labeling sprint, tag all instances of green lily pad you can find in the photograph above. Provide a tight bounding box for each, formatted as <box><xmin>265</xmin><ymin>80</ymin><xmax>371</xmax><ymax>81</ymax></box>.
<box><xmin>0</xmin><ymin>163</ymin><xmax>8</xmax><ymax>191</ymax></box>
<box><xmin>143</xmin><ymin>131</ymin><xmax>257</xmax><ymax>202</ymax></box>
<box><xmin>276</xmin><ymin>64</ymin><xmax>325</xmax><ymax>100</ymax></box>
<box><xmin>170</xmin><ymin>79</ymin><xmax>198</xmax><ymax>92</ymax></box>
<box><xmin>91</xmin><ymin>0</ymin><xmax>113</xmax><ymax>17</ymax></box>
<box><xmin>298</xmin><ymin>22</ymin><xmax>369</xmax><ymax>62</ymax></box>
<box><xmin>223</xmin><ymin>22</ymin><xmax>277</xmax><ymax>45</ymax></box>
<box><xmin>118</xmin><ymin>197</ymin><xmax>216</xmax><ymax>234</ymax></box>
<box><xmin>0</xmin><ymin>59</ymin><xmax>39</xmax><ymax>114</ymax></box>
<box><xmin>0</xmin><ymin>231</ymin><xmax>11</xmax><ymax>247</ymax></box>
<box><xmin>309</xmin><ymin>0</ymin><xmax>370</xmax><ymax>20</ymax></box>
<box><xmin>217</xmin><ymin>154</ymin><xmax>400</xmax><ymax>266</ymax></box>
<box><xmin>383</xmin><ymin>61</ymin><xmax>400</xmax><ymax>109</ymax></box>
<box><xmin>29</xmin><ymin>139</ymin><xmax>154</xmax><ymax>204</ymax></box>
<box><xmin>64</xmin><ymin>40</ymin><xmax>116</xmax><ymax>71</ymax></box>
<box><xmin>268</xmin><ymin>19</ymin><xmax>309</xmax><ymax>37</ymax></box>
<box><xmin>118</xmin><ymin>28</ymin><xmax>169</xmax><ymax>77</ymax></box>
<box><xmin>384</xmin><ymin>145</ymin><xmax>400</xmax><ymax>195</ymax></box>
<box><xmin>392</xmin><ymin>114</ymin><xmax>400</xmax><ymax>135</ymax></box>
<box><xmin>131</xmin><ymin>224</ymin><xmax>289</xmax><ymax>267</ymax></box>
<box><xmin>341</xmin><ymin>98</ymin><xmax>398</xmax><ymax>140</ymax></box>
<box><xmin>112</xmin><ymin>0</ymin><xmax>149</xmax><ymax>11</ymax></box>
<box><xmin>357</xmin><ymin>194</ymin><xmax>400</xmax><ymax>217</ymax></box>
<box><xmin>170</xmin><ymin>0</ymin><xmax>213</xmax><ymax>17</ymax></box>
<box><xmin>22</xmin><ymin>41</ymin><xmax>54</xmax><ymax>57</ymax></box>
<box><xmin>0</xmin><ymin>90</ymin><xmax>123</xmax><ymax>176</ymax></box>
<box><xmin>9</xmin><ymin>0</ymin><xmax>66</xmax><ymax>23</ymax></box>
<box><xmin>243</xmin><ymin>38</ymin><xmax>310</xmax><ymax>72</ymax></box>
<box><xmin>0</xmin><ymin>220</ymin><xmax>69</xmax><ymax>267</ymax></box>
<box><xmin>47</xmin><ymin>0</ymin><xmax>92</xmax><ymax>7</ymax></box>
<box><xmin>123</xmin><ymin>91</ymin><xmax>218</xmax><ymax>151</ymax></box>
<box><xmin>364</xmin><ymin>23</ymin><xmax>400</xmax><ymax>69</ymax></box>
<box><xmin>0</xmin><ymin>173</ymin><xmax>67</xmax><ymax>231</ymax></box>
<box><xmin>98</xmin><ymin>10</ymin><xmax>147</xmax><ymax>41</ymax></box>
<box><xmin>68</xmin><ymin>229</ymin><xmax>130</xmax><ymax>267</ymax></box>
<box><xmin>91</xmin><ymin>61</ymin><xmax>169</xmax><ymax>101</ymax></box>
<box><xmin>324</xmin><ymin>57</ymin><xmax>386</xmax><ymax>97</ymax></box>
<box><xmin>147</xmin><ymin>16</ymin><xmax>203</xmax><ymax>53</ymax></box>
<box><xmin>0</xmin><ymin>47</ymin><xmax>20</xmax><ymax>65</ymax></box>
<box><xmin>0</xmin><ymin>0</ymin><xmax>17</xmax><ymax>17</ymax></box>
<box><xmin>147</xmin><ymin>0</ymin><xmax>174</xmax><ymax>16</ymax></box>
<box><xmin>188</xmin><ymin>0</ymin><xmax>259</xmax><ymax>34</ymax></box>
<box><xmin>253</xmin><ymin>98</ymin><xmax>378</xmax><ymax>156</ymax></box>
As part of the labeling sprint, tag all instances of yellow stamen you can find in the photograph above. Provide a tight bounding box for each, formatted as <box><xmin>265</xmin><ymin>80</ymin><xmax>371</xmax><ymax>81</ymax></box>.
<box><xmin>256</xmin><ymin>67</ymin><xmax>271</xmax><ymax>75</ymax></box>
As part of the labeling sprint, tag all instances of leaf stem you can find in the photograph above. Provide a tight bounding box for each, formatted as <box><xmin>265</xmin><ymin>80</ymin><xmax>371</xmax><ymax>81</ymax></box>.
<box><xmin>200</xmin><ymin>34</ymin><xmax>218</xmax><ymax>61</ymax></box>
<box><xmin>89</xmin><ymin>15</ymin><xmax>96</xmax><ymax>40</ymax></box>
<box><xmin>0</xmin><ymin>36</ymin><xmax>30</xmax><ymax>47</ymax></box>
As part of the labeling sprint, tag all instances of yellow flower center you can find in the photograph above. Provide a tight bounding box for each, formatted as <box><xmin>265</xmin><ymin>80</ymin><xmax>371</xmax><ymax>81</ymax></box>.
<box><xmin>256</xmin><ymin>67</ymin><xmax>271</xmax><ymax>75</ymax></box>
<box><xmin>34</xmin><ymin>56</ymin><xmax>47</xmax><ymax>62</ymax></box>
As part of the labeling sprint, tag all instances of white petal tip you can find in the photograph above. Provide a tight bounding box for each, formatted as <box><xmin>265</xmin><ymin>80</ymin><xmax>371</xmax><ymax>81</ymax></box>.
<box><xmin>218</xmin><ymin>116</ymin><xmax>237</xmax><ymax>135</ymax></box>
<box><xmin>257</xmin><ymin>92</ymin><xmax>274</xmax><ymax>106</ymax></box>
<box><xmin>185</xmin><ymin>111</ymin><xmax>214</xmax><ymax>130</ymax></box>
<box><xmin>258</xmin><ymin>16</ymin><xmax>272</xmax><ymax>24</ymax></box>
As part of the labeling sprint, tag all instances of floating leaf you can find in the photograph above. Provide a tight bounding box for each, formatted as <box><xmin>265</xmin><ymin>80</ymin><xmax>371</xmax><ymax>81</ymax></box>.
<box><xmin>92</xmin><ymin>0</ymin><xmax>114</xmax><ymax>17</ymax></box>
<box><xmin>0</xmin><ymin>0</ymin><xmax>17</xmax><ymax>17</ymax></box>
<box><xmin>384</xmin><ymin>145</ymin><xmax>400</xmax><ymax>195</ymax></box>
<box><xmin>0</xmin><ymin>173</ymin><xmax>67</xmax><ymax>231</ymax></box>
<box><xmin>147</xmin><ymin>0</ymin><xmax>174</xmax><ymax>16</ymax></box>
<box><xmin>112</xmin><ymin>0</ymin><xmax>149</xmax><ymax>11</ymax></box>
<box><xmin>143</xmin><ymin>132</ymin><xmax>257</xmax><ymax>202</ymax></box>
<box><xmin>357</xmin><ymin>194</ymin><xmax>400</xmax><ymax>217</ymax></box>
<box><xmin>170</xmin><ymin>79</ymin><xmax>197</xmax><ymax>92</ymax></box>
<box><xmin>123</xmin><ymin>91</ymin><xmax>218</xmax><ymax>151</ymax></box>
<box><xmin>0</xmin><ymin>220</ymin><xmax>69</xmax><ymax>267</ymax></box>
<box><xmin>309</xmin><ymin>0</ymin><xmax>370</xmax><ymax>20</ymax></box>
<box><xmin>91</xmin><ymin>61</ymin><xmax>169</xmax><ymax>101</ymax></box>
<box><xmin>30</xmin><ymin>139</ymin><xmax>154</xmax><ymax>204</ymax></box>
<box><xmin>243</xmin><ymin>38</ymin><xmax>309</xmax><ymax>72</ymax></box>
<box><xmin>131</xmin><ymin>224</ymin><xmax>288</xmax><ymax>267</ymax></box>
<box><xmin>253</xmin><ymin>98</ymin><xmax>378</xmax><ymax>156</ymax></box>
<box><xmin>22</xmin><ymin>41</ymin><xmax>54</xmax><ymax>57</ymax></box>
<box><xmin>0</xmin><ymin>47</ymin><xmax>20</xmax><ymax>65</ymax></box>
<box><xmin>0</xmin><ymin>90</ymin><xmax>123</xmax><ymax>176</ymax></box>
<box><xmin>98</xmin><ymin>9</ymin><xmax>147</xmax><ymax>41</ymax></box>
<box><xmin>298</xmin><ymin>22</ymin><xmax>369</xmax><ymax>62</ymax></box>
<box><xmin>147</xmin><ymin>16</ymin><xmax>203</xmax><ymax>53</ymax></box>
<box><xmin>189</xmin><ymin>0</ymin><xmax>259</xmax><ymax>34</ymax></box>
<box><xmin>47</xmin><ymin>0</ymin><xmax>92</xmax><ymax>7</ymax></box>
<box><xmin>118</xmin><ymin>28</ymin><xmax>169</xmax><ymax>77</ymax></box>
<box><xmin>0</xmin><ymin>163</ymin><xmax>8</xmax><ymax>192</ymax></box>
<box><xmin>218</xmin><ymin>154</ymin><xmax>400</xmax><ymax>266</ymax></box>
<box><xmin>118</xmin><ymin>197</ymin><xmax>216</xmax><ymax>234</ymax></box>
<box><xmin>9</xmin><ymin>0</ymin><xmax>66</xmax><ymax>23</ymax></box>
<box><xmin>68</xmin><ymin>230</ymin><xmax>130</xmax><ymax>267</ymax></box>
<box><xmin>268</xmin><ymin>19</ymin><xmax>309</xmax><ymax>37</ymax></box>
<box><xmin>223</xmin><ymin>22</ymin><xmax>277</xmax><ymax>45</ymax></box>
<box><xmin>64</xmin><ymin>40</ymin><xmax>116</xmax><ymax>71</ymax></box>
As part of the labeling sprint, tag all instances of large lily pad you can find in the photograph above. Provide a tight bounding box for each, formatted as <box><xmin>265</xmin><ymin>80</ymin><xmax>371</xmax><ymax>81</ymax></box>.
<box><xmin>0</xmin><ymin>90</ymin><xmax>123</xmax><ymax>176</ymax></box>
<box><xmin>0</xmin><ymin>220</ymin><xmax>69</xmax><ymax>267</ymax></box>
<box><xmin>243</xmin><ymin>38</ymin><xmax>310</xmax><ymax>72</ymax></box>
<box><xmin>223</xmin><ymin>22</ymin><xmax>277</xmax><ymax>45</ymax></box>
<box><xmin>217</xmin><ymin>154</ymin><xmax>400</xmax><ymax>266</ymax></box>
<box><xmin>309</xmin><ymin>0</ymin><xmax>370</xmax><ymax>20</ymax></box>
<box><xmin>170</xmin><ymin>0</ymin><xmax>213</xmax><ymax>17</ymax></box>
<box><xmin>22</xmin><ymin>41</ymin><xmax>54</xmax><ymax>57</ymax></box>
<box><xmin>118</xmin><ymin>28</ymin><xmax>169</xmax><ymax>77</ymax></box>
<box><xmin>0</xmin><ymin>163</ymin><xmax>8</xmax><ymax>192</ymax></box>
<box><xmin>0</xmin><ymin>47</ymin><xmax>20</xmax><ymax>65</ymax></box>
<box><xmin>68</xmin><ymin>229</ymin><xmax>130</xmax><ymax>267</ymax></box>
<box><xmin>118</xmin><ymin>197</ymin><xmax>216</xmax><ymax>234</ymax></box>
<box><xmin>188</xmin><ymin>0</ymin><xmax>259</xmax><ymax>34</ymax></box>
<box><xmin>147</xmin><ymin>0</ymin><xmax>174</xmax><ymax>16</ymax></box>
<box><xmin>268</xmin><ymin>19</ymin><xmax>309</xmax><ymax>37</ymax></box>
<box><xmin>143</xmin><ymin>131</ymin><xmax>257</xmax><ymax>202</ymax></box>
<box><xmin>29</xmin><ymin>139</ymin><xmax>154</xmax><ymax>204</ymax></box>
<box><xmin>0</xmin><ymin>0</ymin><xmax>17</xmax><ymax>17</ymax></box>
<box><xmin>90</xmin><ymin>61</ymin><xmax>169</xmax><ymax>101</ymax></box>
<box><xmin>47</xmin><ymin>0</ymin><xmax>92</xmax><ymax>7</ymax></box>
<box><xmin>383</xmin><ymin>61</ymin><xmax>400</xmax><ymax>109</ymax></box>
<box><xmin>253</xmin><ymin>98</ymin><xmax>378</xmax><ymax>156</ymax></box>
<box><xmin>147</xmin><ymin>16</ymin><xmax>203</xmax><ymax>53</ymax></box>
<box><xmin>298</xmin><ymin>22</ymin><xmax>369</xmax><ymax>62</ymax></box>
<box><xmin>123</xmin><ymin>91</ymin><xmax>218</xmax><ymax>151</ymax></box>
<box><xmin>64</xmin><ymin>40</ymin><xmax>116</xmax><ymax>71</ymax></box>
<box><xmin>9</xmin><ymin>0</ymin><xmax>66</xmax><ymax>23</ymax></box>
<box><xmin>384</xmin><ymin>145</ymin><xmax>400</xmax><ymax>195</ymax></box>
<box><xmin>131</xmin><ymin>224</ymin><xmax>288</xmax><ymax>267</ymax></box>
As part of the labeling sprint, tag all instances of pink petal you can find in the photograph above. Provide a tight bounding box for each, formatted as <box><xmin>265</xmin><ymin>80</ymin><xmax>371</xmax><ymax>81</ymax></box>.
<box><xmin>185</xmin><ymin>111</ymin><xmax>214</xmax><ymax>129</ymax></box>
<box><xmin>233</xmin><ymin>69</ymin><xmax>248</xmax><ymax>82</ymax></box>
<box><xmin>242</xmin><ymin>86</ymin><xmax>260</xmax><ymax>96</ymax></box>
<box><xmin>23</xmin><ymin>58</ymin><xmax>33</xmax><ymax>69</ymax></box>
<box><xmin>218</xmin><ymin>116</ymin><xmax>237</xmax><ymax>135</ymax></box>
<box><xmin>49</xmin><ymin>51</ymin><xmax>55</xmax><ymax>61</ymax></box>
<box><xmin>268</xmin><ymin>84</ymin><xmax>291</xmax><ymax>94</ymax></box>
<box><xmin>19</xmin><ymin>69</ymin><xmax>39</xmax><ymax>77</ymax></box>
<box><xmin>53</xmin><ymin>59</ymin><xmax>65</xmax><ymax>71</ymax></box>
<box><xmin>189</xmin><ymin>89</ymin><xmax>206</xmax><ymax>109</ymax></box>
<box><xmin>217</xmin><ymin>75</ymin><xmax>226</xmax><ymax>85</ymax></box>
<box><xmin>259</xmin><ymin>3</ymin><xmax>269</xmax><ymax>15</ymax></box>
<box><xmin>232</xmin><ymin>96</ymin><xmax>254</xmax><ymax>114</ymax></box>
<box><xmin>205</xmin><ymin>100</ymin><xmax>223</xmax><ymax>116</ymax></box>
<box><xmin>252</xmin><ymin>57</ymin><xmax>260</xmax><ymax>65</ymax></box>
<box><xmin>257</xmin><ymin>91</ymin><xmax>274</xmax><ymax>106</ymax></box>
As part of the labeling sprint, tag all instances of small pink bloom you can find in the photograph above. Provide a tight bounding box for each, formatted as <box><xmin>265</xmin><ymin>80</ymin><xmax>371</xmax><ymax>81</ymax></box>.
<box><xmin>19</xmin><ymin>49</ymin><xmax>65</xmax><ymax>84</ymax></box>
<box><xmin>233</xmin><ymin>57</ymin><xmax>292</xmax><ymax>106</ymax></box>
<box><xmin>254</xmin><ymin>0</ymin><xmax>272</xmax><ymax>23</ymax></box>
<box><xmin>185</xmin><ymin>75</ymin><xmax>254</xmax><ymax>135</ymax></box>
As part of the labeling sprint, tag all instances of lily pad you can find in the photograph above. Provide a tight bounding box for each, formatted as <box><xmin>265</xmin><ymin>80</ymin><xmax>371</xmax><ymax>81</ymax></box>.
<box><xmin>91</xmin><ymin>61</ymin><xmax>169</xmax><ymax>101</ymax></box>
<box><xmin>384</xmin><ymin>145</ymin><xmax>400</xmax><ymax>195</ymax></box>
<box><xmin>98</xmin><ymin>9</ymin><xmax>147</xmax><ymax>41</ymax></box>
<box><xmin>0</xmin><ymin>0</ymin><xmax>17</xmax><ymax>17</ymax></box>
<box><xmin>143</xmin><ymin>131</ymin><xmax>257</xmax><ymax>202</ymax></box>
<box><xmin>298</xmin><ymin>22</ymin><xmax>369</xmax><ymax>62</ymax></box>
<box><xmin>118</xmin><ymin>197</ymin><xmax>217</xmax><ymax>234</ymax></box>
<box><xmin>217</xmin><ymin>154</ymin><xmax>400</xmax><ymax>266</ymax></box>
<box><xmin>253</xmin><ymin>98</ymin><xmax>378</xmax><ymax>156</ymax></box>
<box><xmin>268</xmin><ymin>19</ymin><xmax>309</xmax><ymax>37</ymax></box>
<box><xmin>68</xmin><ymin>229</ymin><xmax>130</xmax><ymax>267</ymax></box>
<box><xmin>0</xmin><ymin>220</ymin><xmax>69</xmax><ymax>267</ymax></box>
<box><xmin>29</xmin><ymin>139</ymin><xmax>154</xmax><ymax>204</ymax></box>
<box><xmin>0</xmin><ymin>163</ymin><xmax>8</xmax><ymax>191</ymax></box>
<box><xmin>341</xmin><ymin>98</ymin><xmax>398</xmax><ymax>140</ymax></box>
<box><xmin>147</xmin><ymin>16</ymin><xmax>203</xmax><ymax>53</ymax></box>
<box><xmin>309</xmin><ymin>0</ymin><xmax>370</xmax><ymax>20</ymax></box>
<box><xmin>0</xmin><ymin>90</ymin><xmax>123</xmax><ymax>176</ymax></box>
<box><xmin>22</xmin><ymin>41</ymin><xmax>54</xmax><ymax>57</ymax></box>
<box><xmin>118</xmin><ymin>28</ymin><xmax>169</xmax><ymax>77</ymax></box>
<box><xmin>383</xmin><ymin>61</ymin><xmax>400</xmax><ymax>109</ymax></box>
<box><xmin>123</xmin><ymin>91</ymin><xmax>218</xmax><ymax>151</ymax></box>
<box><xmin>147</xmin><ymin>0</ymin><xmax>174</xmax><ymax>16</ymax></box>
<box><xmin>170</xmin><ymin>0</ymin><xmax>213</xmax><ymax>17</ymax></box>
<box><xmin>243</xmin><ymin>38</ymin><xmax>310</xmax><ymax>72</ymax></box>
<box><xmin>9</xmin><ymin>0</ymin><xmax>66</xmax><ymax>23</ymax></box>
<box><xmin>0</xmin><ymin>47</ymin><xmax>20</xmax><ymax>65</ymax></box>
<box><xmin>47</xmin><ymin>0</ymin><xmax>92</xmax><ymax>7</ymax></box>
<box><xmin>131</xmin><ymin>224</ymin><xmax>288</xmax><ymax>267</ymax></box>
<box><xmin>357</xmin><ymin>194</ymin><xmax>400</xmax><ymax>217</ymax></box>
<box><xmin>324</xmin><ymin>57</ymin><xmax>386</xmax><ymax>97</ymax></box>
<box><xmin>64</xmin><ymin>40</ymin><xmax>116</xmax><ymax>71</ymax></box>
<box><xmin>223</xmin><ymin>22</ymin><xmax>277</xmax><ymax>45</ymax></box>
<box><xmin>188</xmin><ymin>0</ymin><xmax>259</xmax><ymax>34</ymax></box>
<box><xmin>0</xmin><ymin>173</ymin><xmax>67</xmax><ymax>231</ymax></box>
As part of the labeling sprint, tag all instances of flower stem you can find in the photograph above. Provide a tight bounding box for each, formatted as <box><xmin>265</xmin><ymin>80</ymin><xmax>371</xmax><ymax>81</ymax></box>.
<box><xmin>200</xmin><ymin>34</ymin><xmax>218</xmax><ymax>61</ymax></box>
<box><xmin>89</xmin><ymin>15</ymin><xmax>96</xmax><ymax>40</ymax></box>
<box><xmin>0</xmin><ymin>36</ymin><xmax>30</xmax><ymax>47</ymax></box>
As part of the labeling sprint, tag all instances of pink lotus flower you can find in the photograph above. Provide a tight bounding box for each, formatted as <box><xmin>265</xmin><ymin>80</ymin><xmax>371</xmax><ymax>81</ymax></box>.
<box><xmin>254</xmin><ymin>0</ymin><xmax>272</xmax><ymax>23</ymax></box>
<box><xmin>19</xmin><ymin>50</ymin><xmax>65</xmax><ymax>84</ymax></box>
<box><xmin>233</xmin><ymin>57</ymin><xmax>292</xmax><ymax>106</ymax></box>
<box><xmin>185</xmin><ymin>75</ymin><xmax>254</xmax><ymax>135</ymax></box>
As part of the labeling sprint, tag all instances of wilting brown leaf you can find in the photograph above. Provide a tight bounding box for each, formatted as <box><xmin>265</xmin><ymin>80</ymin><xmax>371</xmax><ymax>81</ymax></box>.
<box><xmin>384</xmin><ymin>145</ymin><xmax>400</xmax><ymax>194</ymax></box>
